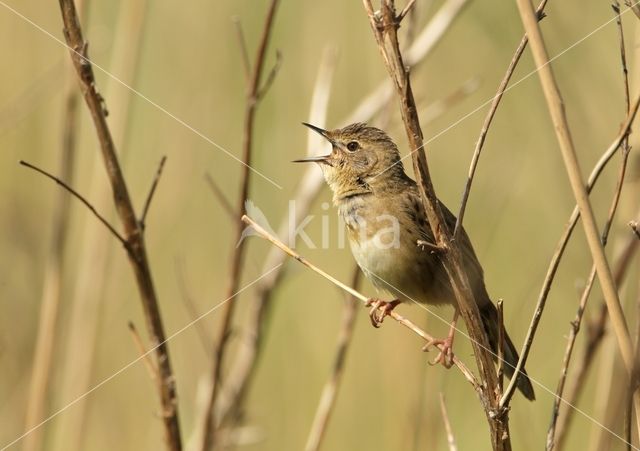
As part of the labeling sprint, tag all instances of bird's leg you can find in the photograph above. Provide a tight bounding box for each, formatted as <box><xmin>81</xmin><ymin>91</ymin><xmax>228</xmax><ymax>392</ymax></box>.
<box><xmin>422</xmin><ymin>311</ymin><xmax>459</xmax><ymax>368</ymax></box>
<box><xmin>364</xmin><ymin>298</ymin><xmax>401</xmax><ymax>328</ymax></box>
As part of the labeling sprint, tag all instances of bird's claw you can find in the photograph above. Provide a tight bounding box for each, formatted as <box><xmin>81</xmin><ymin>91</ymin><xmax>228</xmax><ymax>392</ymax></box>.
<box><xmin>365</xmin><ymin>298</ymin><xmax>400</xmax><ymax>328</ymax></box>
<box><xmin>422</xmin><ymin>336</ymin><xmax>455</xmax><ymax>369</ymax></box>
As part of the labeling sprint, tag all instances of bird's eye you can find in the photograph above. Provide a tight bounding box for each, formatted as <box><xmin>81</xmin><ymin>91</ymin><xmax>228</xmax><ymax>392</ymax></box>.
<box><xmin>346</xmin><ymin>141</ymin><xmax>360</xmax><ymax>152</ymax></box>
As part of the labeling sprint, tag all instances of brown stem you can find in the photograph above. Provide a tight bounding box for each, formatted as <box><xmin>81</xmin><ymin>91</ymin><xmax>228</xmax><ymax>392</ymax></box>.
<box><xmin>515</xmin><ymin>0</ymin><xmax>640</xmax><ymax>438</ymax></box>
<box><xmin>363</xmin><ymin>1</ymin><xmax>508</xmax><ymax>448</ymax></box>
<box><xmin>454</xmin><ymin>0</ymin><xmax>548</xmax><ymax>237</ymax></box>
<box><xmin>547</xmin><ymin>144</ymin><xmax>633</xmax><ymax>450</ymax></box>
<box><xmin>140</xmin><ymin>155</ymin><xmax>167</xmax><ymax>230</ymax></box>
<box><xmin>199</xmin><ymin>1</ymin><xmax>280</xmax><ymax>450</ymax></box>
<box><xmin>57</xmin><ymin>1</ymin><xmax>182</xmax><ymax>449</ymax></box>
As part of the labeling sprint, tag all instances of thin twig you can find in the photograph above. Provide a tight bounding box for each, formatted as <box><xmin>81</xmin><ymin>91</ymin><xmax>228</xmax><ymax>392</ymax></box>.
<box><xmin>140</xmin><ymin>155</ymin><xmax>167</xmax><ymax>229</ymax></box>
<box><xmin>500</xmin><ymin>68</ymin><xmax>640</xmax><ymax>412</ymax></box>
<box><xmin>439</xmin><ymin>393</ymin><xmax>458</xmax><ymax>451</ymax></box>
<box><xmin>128</xmin><ymin>321</ymin><xmax>160</xmax><ymax>380</ymax></box>
<box><xmin>497</xmin><ymin>300</ymin><xmax>505</xmax><ymax>394</ymax></box>
<box><xmin>514</xmin><ymin>0</ymin><xmax>640</xmax><ymax>438</ymax></box>
<box><xmin>553</xmin><ymin>231</ymin><xmax>640</xmax><ymax>450</ymax></box>
<box><xmin>204</xmin><ymin>173</ymin><xmax>236</xmax><ymax>221</ymax></box>
<box><xmin>19</xmin><ymin>160</ymin><xmax>127</xmax><ymax>247</ymax></box>
<box><xmin>57</xmin><ymin>1</ymin><xmax>182</xmax><ymax>449</ymax></box>
<box><xmin>256</xmin><ymin>50</ymin><xmax>282</xmax><ymax>101</ymax></box>
<box><xmin>454</xmin><ymin>0</ymin><xmax>548</xmax><ymax>237</ymax></box>
<box><xmin>362</xmin><ymin>2</ymin><xmax>507</xmax><ymax>449</ymax></box>
<box><xmin>547</xmin><ymin>144</ymin><xmax>633</xmax><ymax>450</ymax></box>
<box><xmin>242</xmin><ymin>214</ymin><xmax>480</xmax><ymax>389</ymax></box>
<box><xmin>304</xmin><ymin>267</ymin><xmax>361</xmax><ymax>451</ymax></box>
<box><xmin>397</xmin><ymin>0</ymin><xmax>417</xmax><ymax>22</ymax></box>
<box><xmin>232</xmin><ymin>17</ymin><xmax>251</xmax><ymax>80</ymax></box>
<box><xmin>199</xmin><ymin>1</ymin><xmax>280</xmax><ymax>449</ymax></box>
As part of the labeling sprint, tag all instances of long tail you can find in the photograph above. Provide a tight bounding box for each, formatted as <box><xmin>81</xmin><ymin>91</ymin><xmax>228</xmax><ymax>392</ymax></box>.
<box><xmin>479</xmin><ymin>302</ymin><xmax>535</xmax><ymax>401</ymax></box>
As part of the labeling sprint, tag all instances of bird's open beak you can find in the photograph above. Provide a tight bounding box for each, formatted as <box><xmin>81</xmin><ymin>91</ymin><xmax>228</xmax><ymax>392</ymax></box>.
<box><xmin>292</xmin><ymin>122</ymin><xmax>334</xmax><ymax>165</ymax></box>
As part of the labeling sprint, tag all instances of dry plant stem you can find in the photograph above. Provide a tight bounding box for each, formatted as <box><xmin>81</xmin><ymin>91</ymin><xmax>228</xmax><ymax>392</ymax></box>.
<box><xmin>304</xmin><ymin>268</ymin><xmax>361</xmax><ymax>451</ymax></box>
<box><xmin>204</xmin><ymin>173</ymin><xmax>235</xmax><ymax>221</ymax></box>
<box><xmin>547</xmin><ymin>146</ymin><xmax>632</xmax><ymax>450</ymax></box>
<box><xmin>363</xmin><ymin>2</ymin><xmax>508</xmax><ymax>449</ymax></box>
<box><xmin>515</xmin><ymin>0</ymin><xmax>640</xmax><ymax>435</ymax></box>
<box><xmin>128</xmin><ymin>321</ymin><xmax>160</xmax><ymax>380</ymax></box>
<box><xmin>242</xmin><ymin>215</ymin><xmax>480</xmax><ymax>389</ymax></box>
<box><xmin>215</xmin><ymin>2</ymin><xmax>468</xmax><ymax>427</ymax></box>
<box><xmin>454</xmin><ymin>0</ymin><xmax>548</xmax><ymax>237</ymax></box>
<box><xmin>501</xmin><ymin>91</ymin><xmax>640</xmax><ymax>411</ymax></box>
<box><xmin>19</xmin><ymin>161</ymin><xmax>126</xmax><ymax>246</ymax></box>
<box><xmin>57</xmin><ymin>1</ymin><xmax>182</xmax><ymax>450</ymax></box>
<box><xmin>23</xmin><ymin>19</ymin><xmax>83</xmax><ymax>447</ymax></box>
<box><xmin>553</xmin><ymin>233</ymin><xmax>640</xmax><ymax>451</ymax></box>
<box><xmin>199</xmin><ymin>1</ymin><xmax>279</xmax><ymax>449</ymax></box>
<box><xmin>497</xmin><ymin>300</ymin><xmax>505</xmax><ymax>393</ymax></box>
<box><xmin>141</xmin><ymin>155</ymin><xmax>167</xmax><ymax>229</ymax></box>
<box><xmin>439</xmin><ymin>393</ymin><xmax>458</xmax><ymax>451</ymax></box>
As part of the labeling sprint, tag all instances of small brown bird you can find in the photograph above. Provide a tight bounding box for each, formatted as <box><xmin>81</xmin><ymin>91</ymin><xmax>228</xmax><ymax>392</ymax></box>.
<box><xmin>294</xmin><ymin>122</ymin><xmax>535</xmax><ymax>400</ymax></box>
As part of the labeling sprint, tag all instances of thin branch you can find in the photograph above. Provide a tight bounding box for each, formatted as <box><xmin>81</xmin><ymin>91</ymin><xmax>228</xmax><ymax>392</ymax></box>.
<box><xmin>128</xmin><ymin>321</ymin><xmax>160</xmax><ymax>380</ymax></box>
<box><xmin>242</xmin><ymin>215</ymin><xmax>480</xmax><ymax>390</ymax></box>
<box><xmin>56</xmin><ymin>1</ymin><xmax>182</xmax><ymax>449</ymax></box>
<box><xmin>362</xmin><ymin>2</ymin><xmax>507</xmax><ymax>449</ymax></box>
<box><xmin>20</xmin><ymin>160</ymin><xmax>127</xmax><ymax>247</ymax></box>
<box><xmin>397</xmin><ymin>0</ymin><xmax>417</xmax><ymax>22</ymax></box>
<box><xmin>232</xmin><ymin>17</ymin><xmax>251</xmax><ymax>80</ymax></box>
<box><xmin>305</xmin><ymin>267</ymin><xmax>361</xmax><ymax>451</ymax></box>
<box><xmin>439</xmin><ymin>393</ymin><xmax>458</xmax><ymax>451</ymax></box>
<box><xmin>553</xmin><ymin>231</ymin><xmax>640</xmax><ymax>450</ymax></box>
<box><xmin>140</xmin><ymin>155</ymin><xmax>167</xmax><ymax>229</ymax></box>
<box><xmin>500</xmin><ymin>70</ymin><xmax>640</xmax><ymax>412</ymax></box>
<box><xmin>204</xmin><ymin>173</ymin><xmax>236</xmax><ymax>221</ymax></box>
<box><xmin>497</xmin><ymin>300</ymin><xmax>505</xmax><ymax>394</ymax></box>
<box><xmin>547</xmin><ymin>141</ymin><xmax>633</xmax><ymax>450</ymax></box>
<box><xmin>256</xmin><ymin>50</ymin><xmax>282</xmax><ymax>101</ymax></box>
<box><xmin>514</xmin><ymin>0</ymin><xmax>640</xmax><ymax>438</ymax></box>
<box><xmin>199</xmin><ymin>1</ymin><xmax>280</xmax><ymax>449</ymax></box>
<box><xmin>454</xmin><ymin>0</ymin><xmax>548</xmax><ymax>237</ymax></box>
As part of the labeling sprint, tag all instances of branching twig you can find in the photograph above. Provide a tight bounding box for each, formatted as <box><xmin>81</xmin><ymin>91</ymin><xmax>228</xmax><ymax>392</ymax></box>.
<box><xmin>128</xmin><ymin>321</ymin><xmax>160</xmax><ymax>380</ymax></box>
<box><xmin>140</xmin><ymin>155</ymin><xmax>167</xmax><ymax>230</ymax></box>
<box><xmin>204</xmin><ymin>173</ymin><xmax>236</xmax><ymax>221</ymax></box>
<box><xmin>56</xmin><ymin>1</ymin><xmax>182</xmax><ymax>449</ymax></box>
<box><xmin>500</xmin><ymin>91</ymin><xmax>640</xmax><ymax>412</ymax></box>
<box><xmin>304</xmin><ymin>267</ymin><xmax>361</xmax><ymax>451</ymax></box>
<box><xmin>362</xmin><ymin>1</ymin><xmax>507</xmax><ymax>449</ymax></box>
<box><xmin>20</xmin><ymin>160</ymin><xmax>127</xmax><ymax>247</ymax></box>
<box><xmin>199</xmin><ymin>1</ymin><xmax>280</xmax><ymax>449</ymax></box>
<box><xmin>514</xmin><ymin>0</ymin><xmax>640</xmax><ymax>437</ymax></box>
<box><xmin>232</xmin><ymin>17</ymin><xmax>251</xmax><ymax>81</ymax></box>
<box><xmin>547</xmin><ymin>142</ymin><xmax>633</xmax><ymax>450</ymax></box>
<box><xmin>454</xmin><ymin>0</ymin><xmax>548</xmax><ymax>237</ymax></box>
<box><xmin>242</xmin><ymin>215</ymin><xmax>480</xmax><ymax>390</ymax></box>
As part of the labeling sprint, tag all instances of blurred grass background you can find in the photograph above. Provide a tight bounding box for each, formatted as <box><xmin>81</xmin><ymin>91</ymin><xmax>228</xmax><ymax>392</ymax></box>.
<box><xmin>1</xmin><ymin>1</ymin><xmax>640</xmax><ymax>450</ymax></box>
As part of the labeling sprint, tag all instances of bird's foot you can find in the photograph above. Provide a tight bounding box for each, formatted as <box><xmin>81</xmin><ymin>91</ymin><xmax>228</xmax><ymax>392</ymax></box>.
<box><xmin>422</xmin><ymin>336</ymin><xmax>455</xmax><ymax>369</ymax></box>
<box><xmin>365</xmin><ymin>298</ymin><xmax>401</xmax><ymax>328</ymax></box>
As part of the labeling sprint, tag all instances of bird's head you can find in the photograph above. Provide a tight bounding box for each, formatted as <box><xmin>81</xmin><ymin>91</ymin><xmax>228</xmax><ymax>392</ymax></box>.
<box><xmin>294</xmin><ymin>122</ymin><xmax>407</xmax><ymax>200</ymax></box>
